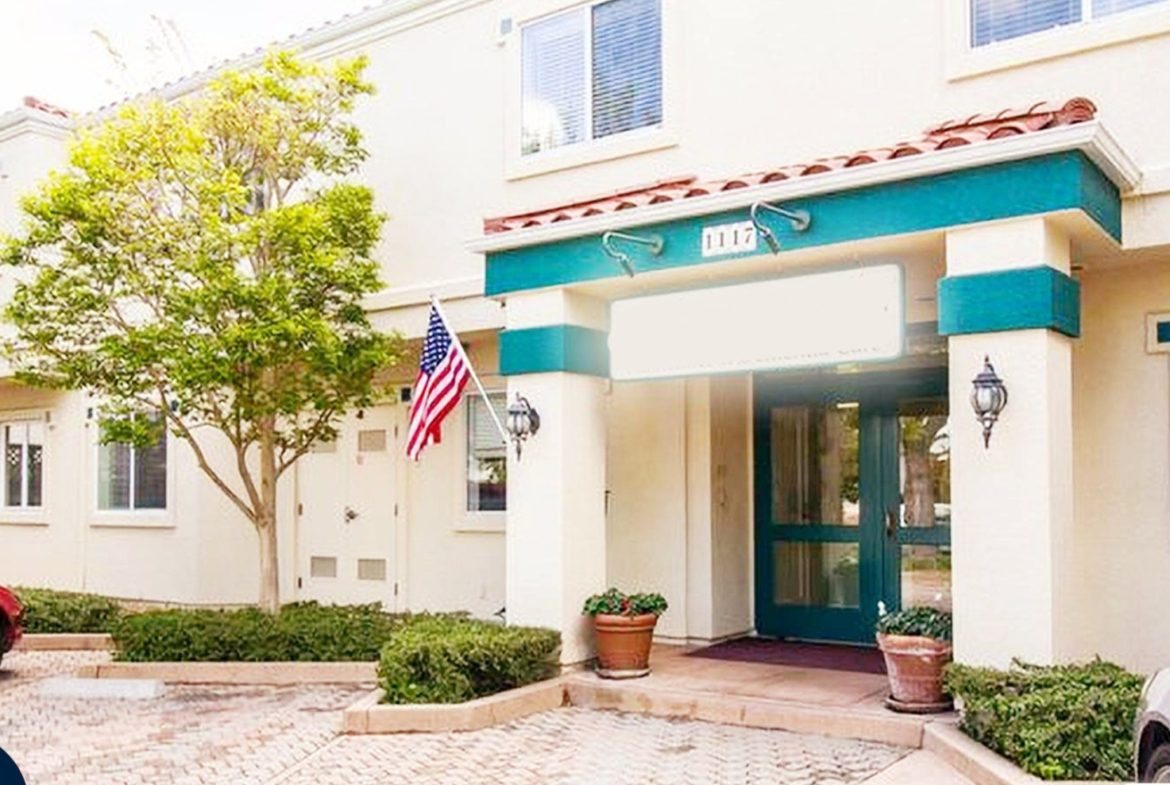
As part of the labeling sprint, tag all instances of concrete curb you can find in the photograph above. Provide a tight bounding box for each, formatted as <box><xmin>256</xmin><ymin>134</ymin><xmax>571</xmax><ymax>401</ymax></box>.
<box><xmin>16</xmin><ymin>633</ymin><xmax>115</xmax><ymax>651</ymax></box>
<box><xmin>343</xmin><ymin>679</ymin><xmax>568</xmax><ymax>734</ymax></box>
<box><xmin>74</xmin><ymin>661</ymin><xmax>377</xmax><ymax>685</ymax></box>
<box><xmin>564</xmin><ymin>675</ymin><xmax>926</xmax><ymax>748</ymax></box>
<box><xmin>921</xmin><ymin>723</ymin><xmax>1129</xmax><ymax>785</ymax></box>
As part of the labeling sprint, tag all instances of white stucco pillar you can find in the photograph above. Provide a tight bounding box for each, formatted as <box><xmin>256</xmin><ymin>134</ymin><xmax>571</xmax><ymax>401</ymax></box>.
<box><xmin>943</xmin><ymin>217</ymin><xmax>1076</xmax><ymax>667</ymax></box>
<box><xmin>502</xmin><ymin>290</ymin><xmax>609</xmax><ymax>664</ymax></box>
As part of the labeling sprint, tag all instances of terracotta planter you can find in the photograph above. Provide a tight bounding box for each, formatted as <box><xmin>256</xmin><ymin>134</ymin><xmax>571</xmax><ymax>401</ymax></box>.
<box><xmin>591</xmin><ymin>613</ymin><xmax>658</xmax><ymax>679</ymax></box>
<box><xmin>876</xmin><ymin>633</ymin><xmax>953</xmax><ymax>713</ymax></box>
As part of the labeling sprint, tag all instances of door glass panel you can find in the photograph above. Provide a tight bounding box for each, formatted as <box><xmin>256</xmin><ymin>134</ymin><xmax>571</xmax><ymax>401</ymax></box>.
<box><xmin>773</xmin><ymin>542</ymin><xmax>860</xmax><ymax>608</ymax></box>
<box><xmin>770</xmin><ymin>403</ymin><xmax>860</xmax><ymax>525</ymax></box>
<box><xmin>898</xmin><ymin>403</ymin><xmax>950</xmax><ymax>528</ymax></box>
<box><xmin>898</xmin><ymin>402</ymin><xmax>952</xmax><ymax>612</ymax></box>
<box><xmin>901</xmin><ymin>545</ymin><xmax>951</xmax><ymax>611</ymax></box>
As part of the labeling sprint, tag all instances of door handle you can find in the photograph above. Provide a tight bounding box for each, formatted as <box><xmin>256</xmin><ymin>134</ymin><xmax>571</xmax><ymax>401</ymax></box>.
<box><xmin>344</xmin><ymin>507</ymin><xmax>359</xmax><ymax>523</ymax></box>
<box><xmin>885</xmin><ymin>506</ymin><xmax>898</xmax><ymax>538</ymax></box>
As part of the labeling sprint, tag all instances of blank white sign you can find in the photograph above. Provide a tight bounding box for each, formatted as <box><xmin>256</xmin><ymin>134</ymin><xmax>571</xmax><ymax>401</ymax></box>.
<box><xmin>608</xmin><ymin>265</ymin><xmax>904</xmax><ymax>380</ymax></box>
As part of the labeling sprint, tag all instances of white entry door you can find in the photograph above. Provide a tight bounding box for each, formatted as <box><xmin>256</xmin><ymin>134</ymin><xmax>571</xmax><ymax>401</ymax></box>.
<box><xmin>296</xmin><ymin>406</ymin><xmax>398</xmax><ymax>607</ymax></box>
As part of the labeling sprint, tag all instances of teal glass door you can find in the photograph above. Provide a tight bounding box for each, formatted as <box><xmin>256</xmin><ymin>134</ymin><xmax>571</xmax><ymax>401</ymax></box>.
<box><xmin>754</xmin><ymin>369</ymin><xmax>950</xmax><ymax>644</ymax></box>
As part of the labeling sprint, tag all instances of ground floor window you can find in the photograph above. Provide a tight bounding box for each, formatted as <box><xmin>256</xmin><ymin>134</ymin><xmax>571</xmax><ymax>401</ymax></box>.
<box><xmin>467</xmin><ymin>393</ymin><xmax>506</xmax><ymax>512</ymax></box>
<box><xmin>97</xmin><ymin>415</ymin><xmax>167</xmax><ymax>511</ymax></box>
<box><xmin>3</xmin><ymin>421</ymin><xmax>44</xmax><ymax>509</ymax></box>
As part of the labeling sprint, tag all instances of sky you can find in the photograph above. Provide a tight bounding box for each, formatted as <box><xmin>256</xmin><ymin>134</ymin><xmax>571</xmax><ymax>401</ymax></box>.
<box><xmin>0</xmin><ymin>0</ymin><xmax>377</xmax><ymax>113</ymax></box>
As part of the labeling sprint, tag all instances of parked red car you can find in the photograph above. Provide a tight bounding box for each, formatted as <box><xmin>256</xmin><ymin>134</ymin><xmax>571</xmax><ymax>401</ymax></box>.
<box><xmin>0</xmin><ymin>587</ymin><xmax>22</xmax><ymax>665</ymax></box>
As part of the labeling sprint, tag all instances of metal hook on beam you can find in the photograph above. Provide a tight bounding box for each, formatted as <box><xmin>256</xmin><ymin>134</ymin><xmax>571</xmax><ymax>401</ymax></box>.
<box><xmin>601</xmin><ymin>230</ymin><xmax>665</xmax><ymax>277</ymax></box>
<box><xmin>750</xmin><ymin>201</ymin><xmax>811</xmax><ymax>255</ymax></box>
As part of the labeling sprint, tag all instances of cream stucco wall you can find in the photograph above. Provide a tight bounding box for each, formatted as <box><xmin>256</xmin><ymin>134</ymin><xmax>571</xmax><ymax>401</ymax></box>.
<box><xmin>606</xmin><ymin>374</ymin><xmax>753</xmax><ymax>643</ymax></box>
<box><xmin>1070</xmin><ymin>259</ymin><xmax>1170</xmax><ymax>674</ymax></box>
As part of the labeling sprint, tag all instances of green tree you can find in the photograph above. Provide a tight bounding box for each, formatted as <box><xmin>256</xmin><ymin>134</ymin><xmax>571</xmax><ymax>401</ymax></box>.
<box><xmin>1</xmin><ymin>52</ymin><xmax>403</xmax><ymax>612</ymax></box>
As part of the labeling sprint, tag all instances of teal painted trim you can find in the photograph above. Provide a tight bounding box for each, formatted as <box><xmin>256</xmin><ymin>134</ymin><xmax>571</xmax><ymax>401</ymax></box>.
<box><xmin>895</xmin><ymin>527</ymin><xmax>952</xmax><ymax>546</ymax></box>
<box><xmin>937</xmin><ymin>266</ymin><xmax>1080</xmax><ymax>337</ymax></box>
<box><xmin>486</xmin><ymin>151</ymin><xmax>1121</xmax><ymax>296</ymax></box>
<box><xmin>499</xmin><ymin>324</ymin><xmax>609</xmax><ymax>377</ymax></box>
<box><xmin>1157</xmin><ymin>320</ymin><xmax>1170</xmax><ymax>345</ymax></box>
<box><xmin>1077</xmin><ymin>153</ymin><xmax>1122</xmax><ymax>242</ymax></box>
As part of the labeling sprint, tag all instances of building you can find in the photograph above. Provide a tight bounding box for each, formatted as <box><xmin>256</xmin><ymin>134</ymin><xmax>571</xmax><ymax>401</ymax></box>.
<box><xmin>2</xmin><ymin>0</ymin><xmax>1170</xmax><ymax>673</ymax></box>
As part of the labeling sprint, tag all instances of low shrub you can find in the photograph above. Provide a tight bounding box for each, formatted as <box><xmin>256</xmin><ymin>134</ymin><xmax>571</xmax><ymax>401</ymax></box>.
<box><xmin>112</xmin><ymin>602</ymin><xmax>408</xmax><ymax>662</ymax></box>
<box><xmin>15</xmin><ymin>587</ymin><xmax>124</xmax><ymax>633</ymax></box>
<box><xmin>379</xmin><ymin>616</ymin><xmax>560</xmax><ymax>704</ymax></box>
<box><xmin>945</xmin><ymin>658</ymin><xmax>1143</xmax><ymax>781</ymax></box>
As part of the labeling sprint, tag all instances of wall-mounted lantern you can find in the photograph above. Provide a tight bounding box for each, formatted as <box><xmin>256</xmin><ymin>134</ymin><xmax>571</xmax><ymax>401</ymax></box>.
<box><xmin>506</xmin><ymin>394</ymin><xmax>541</xmax><ymax>460</ymax></box>
<box><xmin>970</xmin><ymin>356</ymin><xmax>1008</xmax><ymax>448</ymax></box>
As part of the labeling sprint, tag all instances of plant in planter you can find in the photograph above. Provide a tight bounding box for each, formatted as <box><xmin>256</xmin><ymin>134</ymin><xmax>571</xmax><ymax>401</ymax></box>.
<box><xmin>875</xmin><ymin>605</ymin><xmax>953</xmax><ymax>713</ymax></box>
<box><xmin>582</xmin><ymin>588</ymin><xmax>668</xmax><ymax>679</ymax></box>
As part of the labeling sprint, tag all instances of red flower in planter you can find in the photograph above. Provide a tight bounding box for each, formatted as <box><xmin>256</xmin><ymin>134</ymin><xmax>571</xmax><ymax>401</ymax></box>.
<box><xmin>620</xmin><ymin>598</ymin><xmax>630</xmax><ymax>614</ymax></box>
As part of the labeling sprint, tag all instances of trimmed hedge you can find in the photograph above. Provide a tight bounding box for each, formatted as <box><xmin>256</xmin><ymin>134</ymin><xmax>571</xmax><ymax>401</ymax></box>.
<box><xmin>945</xmin><ymin>658</ymin><xmax>1143</xmax><ymax>781</ymax></box>
<box><xmin>379</xmin><ymin>616</ymin><xmax>560</xmax><ymax>704</ymax></box>
<box><xmin>15</xmin><ymin>587</ymin><xmax>124</xmax><ymax>634</ymax></box>
<box><xmin>112</xmin><ymin>602</ymin><xmax>408</xmax><ymax>662</ymax></box>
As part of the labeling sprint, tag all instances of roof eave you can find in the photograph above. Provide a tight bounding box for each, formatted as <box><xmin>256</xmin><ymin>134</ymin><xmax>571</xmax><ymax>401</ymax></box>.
<box><xmin>0</xmin><ymin>107</ymin><xmax>74</xmax><ymax>143</ymax></box>
<box><xmin>466</xmin><ymin>121</ymin><xmax>1141</xmax><ymax>255</ymax></box>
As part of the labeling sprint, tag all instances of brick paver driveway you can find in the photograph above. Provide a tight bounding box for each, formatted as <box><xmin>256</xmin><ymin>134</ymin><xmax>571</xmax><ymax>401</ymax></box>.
<box><xmin>0</xmin><ymin>651</ymin><xmax>908</xmax><ymax>785</ymax></box>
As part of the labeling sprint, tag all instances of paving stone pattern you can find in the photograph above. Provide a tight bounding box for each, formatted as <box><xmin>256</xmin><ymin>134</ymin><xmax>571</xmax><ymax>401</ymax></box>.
<box><xmin>0</xmin><ymin>651</ymin><xmax>907</xmax><ymax>785</ymax></box>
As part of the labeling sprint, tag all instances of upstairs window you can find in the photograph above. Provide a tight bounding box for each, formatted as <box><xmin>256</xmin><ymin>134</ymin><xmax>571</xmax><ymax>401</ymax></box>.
<box><xmin>971</xmin><ymin>0</ymin><xmax>1168</xmax><ymax>46</ymax></box>
<box><xmin>97</xmin><ymin>414</ymin><xmax>167</xmax><ymax>511</ymax></box>
<box><xmin>3</xmin><ymin>422</ymin><xmax>44</xmax><ymax>509</ymax></box>
<box><xmin>521</xmin><ymin>0</ymin><xmax>662</xmax><ymax>156</ymax></box>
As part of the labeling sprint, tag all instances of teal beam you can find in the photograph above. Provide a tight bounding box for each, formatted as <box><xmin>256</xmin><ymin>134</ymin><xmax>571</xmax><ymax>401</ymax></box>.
<box><xmin>499</xmin><ymin>324</ymin><xmax>610</xmax><ymax>377</ymax></box>
<box><xmin>937</xmin><ymin>266</ymin><xmax>1080</xmax><ymax>338</ymax></box>
<box><xmin>485</xmin><ymin>151</ymin><xmax>1121</xmax><ymax>296</ymax></box>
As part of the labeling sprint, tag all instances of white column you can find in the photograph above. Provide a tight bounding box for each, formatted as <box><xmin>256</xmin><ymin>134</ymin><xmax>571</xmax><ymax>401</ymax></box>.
<box><xmin>504</xmin><ymin>291</ymin><xmax>608</xmax><ymax>664</ymax></box>
<box><xmin>945</xmin><ymin>217</ymin><xmax>1075</xmax><ymax>667</ymax></box>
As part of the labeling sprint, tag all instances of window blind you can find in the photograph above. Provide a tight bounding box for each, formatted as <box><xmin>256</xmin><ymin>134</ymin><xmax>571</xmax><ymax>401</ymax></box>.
<box><xmin>970</xmin><ymin>0</ymin><xmax>1081</xmax><ymax>46</ymax></box>
<box><xmin>971</xmin><ymin>0</ymin><xmax>1168</xmax><ymax>46</ymax></box>
<box><xmin>592</xmin><ymin>0</ymin><xmax>662</xmax><ymax>140</ymax></box>
<box><xmin>521</xmin><ymin>0</ymin><xmax>662</xmax><ymax>155</ymax></box>
<box><xmin>469</xmin><ymin>395</ymin><xmax>507</xmax><ymax>456</ymax></box>
<box><xmin>521</xmin><ymin>7</ymin><xmax>588</xmax><ymax>154</ymax></box>
<box><xmin>1092</xmin><ymin>0</ymin><xmax>1165</xmax><ymax>15</ymax></box>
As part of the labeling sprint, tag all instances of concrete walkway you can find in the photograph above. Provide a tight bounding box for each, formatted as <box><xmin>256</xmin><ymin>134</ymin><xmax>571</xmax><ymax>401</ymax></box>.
<box><xmin>0</xmin><ymin>651</ymin><xmax>972</xmax><ymax>785</ymax></box>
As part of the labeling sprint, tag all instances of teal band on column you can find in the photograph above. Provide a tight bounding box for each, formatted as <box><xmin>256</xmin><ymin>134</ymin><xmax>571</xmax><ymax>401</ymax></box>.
<box><xmin>938</xmin><ymin>266</ymin><xmax>1080</xmax><ymax>338</ymax></box>
<box><xmin>499</xmin><ymin>324</ymin><xmax>610</xmax><ymax>377</ymax></box>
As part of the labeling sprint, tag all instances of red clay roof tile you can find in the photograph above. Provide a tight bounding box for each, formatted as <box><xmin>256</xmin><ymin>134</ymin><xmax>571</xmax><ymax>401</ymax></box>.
<box><xmin>482</xmin><ymin>97</ymin><xmax>1098</xmax><ymax>235</ymax></box>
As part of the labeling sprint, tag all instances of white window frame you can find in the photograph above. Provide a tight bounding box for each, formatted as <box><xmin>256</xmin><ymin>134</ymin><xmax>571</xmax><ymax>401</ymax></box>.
<box><xmin>946</xmin><ymin>0</ymin><xmax>1170</xmax><ymax>80</ymax></box>
<box><xmin>454</xmin><ymin>390</ymin><xmax>507</xmax><ymax>532</ymax></box>
<box><xmin>0</xmin><ymin>410</ymin><xmax>48</xmax><ymax>526</ymax></box>
<box><xmin>504</xmin><ymin>0</ymin><xmax>678</xmax><ymax>180</ymax></box>
<box><xmin>90</xmin><ymin>411</ymin><xmax>174</xmax><ymax>529</ymax></box>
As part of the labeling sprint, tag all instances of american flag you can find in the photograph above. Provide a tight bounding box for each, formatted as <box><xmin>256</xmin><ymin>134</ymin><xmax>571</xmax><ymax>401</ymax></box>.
<box><xmin>406</xmin><ymin>304</ymin><xmax>471</xmax><ymax>460</ymax></box>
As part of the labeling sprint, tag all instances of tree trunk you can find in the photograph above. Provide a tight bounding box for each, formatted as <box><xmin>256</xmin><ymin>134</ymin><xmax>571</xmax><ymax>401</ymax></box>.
<box><xmin>257</xmin><ymin>416</ymin><xmax>280</xmax><ymax>614</ymax></box>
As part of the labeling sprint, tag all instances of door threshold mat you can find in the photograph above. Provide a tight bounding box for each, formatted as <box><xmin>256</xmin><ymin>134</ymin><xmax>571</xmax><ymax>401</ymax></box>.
<box><xmin>687</xmin><ymin>637</ymin><xmax>887</xmax><ymax>674</ymax></box>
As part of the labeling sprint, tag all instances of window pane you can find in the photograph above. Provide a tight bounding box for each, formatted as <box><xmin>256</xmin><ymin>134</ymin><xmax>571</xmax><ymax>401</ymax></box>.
<box><xmin>774</xmin><ymin>542</ymin><xmax>860</xmax><ymax>608</ymax></box>
<box><xmin>770</xmin><ymin>404</ymin><xmax>860</xmax><ymax>525</ymax></box>
<box><xmin>467</xmin><ymin>395</ymin><xmax>507</xmax><ymax>512</ymax></box>
<box><xmin>134</xmin><ymin>431</ymin><xmax>167</xmax><ymax>510</ymax></box>
<box><xmin>898</xmin><ymin>406</ymin><xmax>950</xmax><ymax>529</ymax></box>
<box><xmin>592</xmin><ymin>0</ymin><xmax>662</xmax><ymax>139</ymax></box>
<box><xmin>1092</xmin><ymin>0</ymin><xmax>1166</xmax><ymax>15</ymax></box>
<box><xmin>5</xmin><ymin>426</ymin><xmax>23</xmax><ymax>507</ymax></box>
<box><xmin>98</xmin><ymin>442</ymin><xmax>132</xmax><ymax>510</ymax></box>
<box><xmin>901</xmin><ymin>545</ymin><xmax>952</xmax><ymax>612</ymax></box>
<box><xmin>26</xmin><ymin>424</ymin><xmax>43</xmax><ymax>508</ymax></box>
<box><xmin>522</xmin><ymin>7</ymin><xmax>587</xmax><ymax>154</ymax></box>
<box><xmin>970</xmin><ymin>0</ymin><xmax>1081</xmax><ymax>46</ymax></box>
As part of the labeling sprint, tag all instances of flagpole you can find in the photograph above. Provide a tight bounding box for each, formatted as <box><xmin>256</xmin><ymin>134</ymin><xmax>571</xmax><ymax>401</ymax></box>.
<box><xmin>429</xmin><ymin>295</ymin><xmax>510</xmax><ymax>446</ymax></box>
